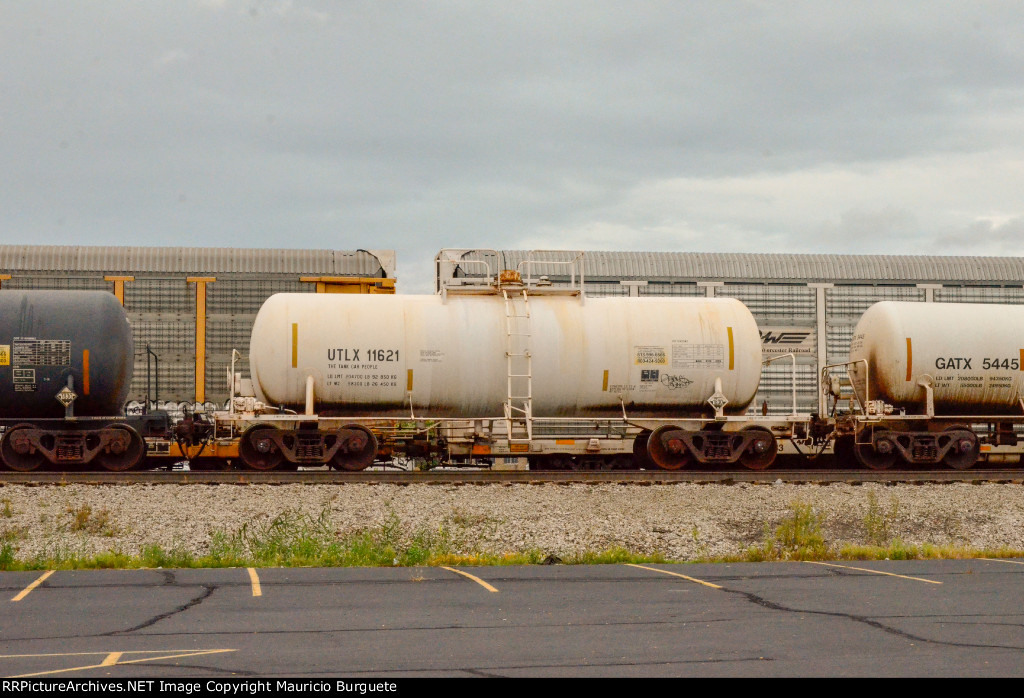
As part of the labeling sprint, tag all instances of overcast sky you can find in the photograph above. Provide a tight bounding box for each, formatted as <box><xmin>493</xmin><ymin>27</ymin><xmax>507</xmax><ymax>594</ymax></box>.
<box><xmin>2</xmin><ymin>1</ymin><xmax>1023</xmax><ymax>292</ymax></box>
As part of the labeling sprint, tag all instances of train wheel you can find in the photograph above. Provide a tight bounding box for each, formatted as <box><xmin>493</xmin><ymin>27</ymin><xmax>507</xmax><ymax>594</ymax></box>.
<box><xmin>738</xmin><ymin>427</ymin><xmax>777</xmax><ymax>471</ymax></box>
<box><xmin>95</xmin><ymin>425</ymin><xmax>146</xmax><ymax>472</ymax></box>
<box><xmin>632</xmin><ymin>431</ymin><xmax>656</xmax><ymax>469</ymax></box>
<box><xmin>647</xmin><ymin>425</ymin><xmax>691</xmax><ymax>470</ymax></box>
<box><xmin>853</xmin><ymin>430</ymin><xmax>897</xmax><ymax>470</ymax></box>
<box><xmin>0</xmin><ymin>424</ymin><xmax>45</xmax><ymax>472</ymax></box>
<box><xmin>942</xmin><ymin>427</ymin><xmax>979</xmax><ymax>470</ymax></box>
<box><xmin>239</xmin><ymin>427</ymin><xmax>284</xmax><ymax>471</ymax></box>
<box><xmin>330</xmin><ymin>424</ymin><xmax>377</xmax><ymax>471</ymax></box>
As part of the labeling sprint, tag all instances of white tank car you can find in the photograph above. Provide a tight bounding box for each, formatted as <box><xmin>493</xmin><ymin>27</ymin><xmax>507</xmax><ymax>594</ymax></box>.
<box><xmin>849</xmin><ymin>301</ymin><xmax>1024</xmax><ymax>415</ymax></box>
<box><xmin>248</xmin><ymin>293</ymin><xmax>763</xmax><ymax>418</ymax></box>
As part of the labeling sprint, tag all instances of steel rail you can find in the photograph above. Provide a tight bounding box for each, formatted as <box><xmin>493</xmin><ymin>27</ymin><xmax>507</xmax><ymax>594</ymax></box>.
<box><xmin>1</xmin><ymin>469</ymin><xmax>1022</xmax><ymax>485</ymax></box>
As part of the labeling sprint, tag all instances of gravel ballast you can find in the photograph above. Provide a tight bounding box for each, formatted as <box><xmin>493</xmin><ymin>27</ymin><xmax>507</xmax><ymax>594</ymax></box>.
<box><xmin>1</xmin><ymin>482</ymin><xmax>1022</xmax><ymax>561</ymax></box>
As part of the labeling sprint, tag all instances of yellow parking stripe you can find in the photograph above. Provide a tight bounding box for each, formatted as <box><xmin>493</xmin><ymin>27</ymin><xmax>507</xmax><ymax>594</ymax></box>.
<box><xmin>441</xmin><ymin>566</ymin><xmax>499</xmax><ymax>592</ymax></box>
<box><xmin>981</xmin><ymin>557</ymin><xmax>1024</xmax><ymax>565</ymax></box>
<box><xmin>248</xmin><ymin>568</ymin><xmax>262</xmax><ymax>597</ymax></box>
<box><xmin>11</xmin><ymin>570</ymin><xmax>54</xmax><ymax>602</ymax></box>
<box><xmin>7</xmin><ymin>649</ymin><xmax>235</xmax><ymax>678</ymax></box>
<box><xmin>626</xmin><ymin>564</ymin><xmax>722</xmax><ymax>589</ymax></box>
<box><xmin>806</xmin><ymin>561</ymin><xmax>942</xmax><ymax>584</ymax></box>
<box><xmin>100</xmin><ymin>652</ymin><xmax>122</xmax><ymax>667</ymax></box>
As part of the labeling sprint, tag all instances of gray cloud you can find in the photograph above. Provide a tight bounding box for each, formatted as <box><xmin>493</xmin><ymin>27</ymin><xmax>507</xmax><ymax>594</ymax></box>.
<box><xmin>2</xmin><ymin>1</ymin><xmax>1023</xmax><ymax>291</ymax></box>
<box><xmin>936</xmin><ymin>217</ymin><xmax>1024</xmax><ymax>255</ymax></box>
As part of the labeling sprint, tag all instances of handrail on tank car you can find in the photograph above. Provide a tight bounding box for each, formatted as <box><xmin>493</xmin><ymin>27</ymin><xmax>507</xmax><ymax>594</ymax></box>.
<box><xmin>821</xmin><ymin>358</ymin><xmax>877</xmax><ymax>420</ymax></box>
<box><xmin>517</xmin><ymin>252</ymin><xmax>585</xmax><ymax>294</ymax></box>
<box><xmin>434</xmin><ymin>248</ymin><xmax>501</xmax><ymax>294</ymax></box>
<box><xmin>145</xmin><ymin>344</ymin><xmax>160</xmax><ymax>414</ymax></box>
<box><xmin>229</xmin><ymin>349</ymin><xmax>245</xmax><ymax>417</ymax></box>
<box><xmin>762</xmin><ymin>352</ymin><xmax>799</xmax><ymax>417</ymax></box>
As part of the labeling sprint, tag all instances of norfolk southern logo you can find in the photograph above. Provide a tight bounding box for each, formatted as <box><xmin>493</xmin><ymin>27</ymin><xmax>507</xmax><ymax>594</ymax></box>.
<box><xmin>660</xmin><ymin>374</ymin><xmax>693</xmax><ymax>390</ymax></box>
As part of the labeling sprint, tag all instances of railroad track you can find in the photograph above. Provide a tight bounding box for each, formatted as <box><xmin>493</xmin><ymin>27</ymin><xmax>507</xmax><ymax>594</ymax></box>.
<box><xmin>2</xmin><ymin>468</ymin><xmax>1023</xmax><ymax>485</ymax></box>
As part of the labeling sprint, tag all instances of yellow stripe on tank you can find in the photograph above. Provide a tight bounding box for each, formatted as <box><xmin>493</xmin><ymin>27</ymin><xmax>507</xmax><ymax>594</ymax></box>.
<box><xmin>291</xmin><ymin>323</ymin><xmax>298</xmax><ymax>368</ymax></box>
<box><xmin>82</xmin><ymin>350</ymin><xmax>90</xmax><ymax>395</ymax></box>
<box><xmin>727</xmin><ymin>327</ymin><xmax>734</xmax><ymax>370</ymax></box>
<box><xmin>906</xmin><ymin>338</ymin><xmax>913</xmax><ymax>381</ymax></box>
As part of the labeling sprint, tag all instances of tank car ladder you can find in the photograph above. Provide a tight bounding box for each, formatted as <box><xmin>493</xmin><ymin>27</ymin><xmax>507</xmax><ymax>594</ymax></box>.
<box><xmin>502</xmin><ymin>287</ymin><xmax>533</xmax><ymax>442</ymax></box>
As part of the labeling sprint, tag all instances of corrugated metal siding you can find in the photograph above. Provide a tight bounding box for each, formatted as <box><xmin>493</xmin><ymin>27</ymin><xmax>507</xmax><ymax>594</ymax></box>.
<box><xmin>206</xmin><ymin>279</ymin><xmax>310</xmax><ymax>314</ymax></box>
<box><xmin>638</xmin><ymin>282</ymin><xmax>704</xmax><ymax>297</ymax></box>
<box><xmin>825</xmin><ymin>285</ymin><xmax>925</xmax><ymax>319</ymax></box>
<box><xmin>3</xmin><ymin>276</ymin><xmax>110</xmax><ymax>291</ymax></box>
<box><xmin>451</xmin><ymin>250</ymin><xmax>1024</xmax><ymax>283</ymax></box>
<box><xmin>0</xmin><ymin>246</ymin><xmax>391</xmax><ymax>276</ymax></box>
<box><xmin>716</xmin><ymin>284</ymin><xmax>816</xmax><ymax>321</ymax></box>
<box><xmin>124</xmin><ymin>279</ymin><xmax>196</xmax><ymax>403</ymax></box>
<box><xmin>935</xmin><ymin>286</ymin><xmax>1024</xmax><ymax>304</ymax></box>
<box><xmin>582</xmin><ymin>282</ymin><xmax>629</xmax><ymax>296</ymax></box>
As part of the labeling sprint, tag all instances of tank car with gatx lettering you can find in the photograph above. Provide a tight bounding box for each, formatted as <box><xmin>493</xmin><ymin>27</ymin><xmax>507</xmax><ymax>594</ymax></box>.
<box><xmin>831</xmin><ymin>301</ymin><xmax>1024</xmax><ymax>470</ymax></box>
<box><xmin>0</xmin><ymin>290</ymin><xmax>166</xmax><ymax>471</ymax></box>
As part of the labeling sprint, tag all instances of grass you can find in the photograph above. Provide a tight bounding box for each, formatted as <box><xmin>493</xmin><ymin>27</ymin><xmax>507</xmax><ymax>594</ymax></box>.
<box><xmin>723</xmin><ymin>498</ymin><xmax>1024</xmax><ymax>564</ymax></box>
<box><xmin>0</xmin><ymin>500</ymin><xmax>1019</xmax><ymax>571</ymax></box>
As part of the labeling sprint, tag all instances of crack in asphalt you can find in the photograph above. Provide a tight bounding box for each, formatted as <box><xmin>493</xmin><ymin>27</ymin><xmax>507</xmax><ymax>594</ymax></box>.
<box><xmin>718</xmin><ymin>585</ymin><xmax>1024</xmax><ymax>652</ymax></box>
<box><xmin>104</xmin><ymin>584</ymin><xmax>218</xmax><ymax>636</ymax></box>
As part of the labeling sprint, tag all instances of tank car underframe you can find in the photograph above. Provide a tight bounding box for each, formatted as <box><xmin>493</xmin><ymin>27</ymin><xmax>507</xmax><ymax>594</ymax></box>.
<box><xmin>236</xmin><ymin>423</ymin><xmax>378</xmax><ymax>471</ymax></box>
<box><xmin>0</xmin><ymin>418</ymin><xmax>149</xmax><ymax>472</ymax></box>
<box><xmin>210</xmin><ymin>413</ymin><xmax>809</xmax><ymax>472</ymax></box>
<box><xmin>645</xmin><ymin>424</ymin><xmax>780</xmax><ymax>471</ymax></box>
<box><xmin>838</xmin><ymin>416</ymin><xmax>1024</xmax><ymax>470</ymax></box>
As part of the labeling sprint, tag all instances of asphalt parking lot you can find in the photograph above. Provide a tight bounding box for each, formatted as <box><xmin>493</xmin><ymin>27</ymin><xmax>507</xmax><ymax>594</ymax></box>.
<box><xmin>2</xmin><ymin>559</ymin><xmax>1023</xmax><ymax>677</ymax></box>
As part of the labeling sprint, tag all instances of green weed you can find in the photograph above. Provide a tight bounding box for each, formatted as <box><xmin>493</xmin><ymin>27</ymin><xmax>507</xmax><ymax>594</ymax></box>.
<box><xmin>864</xmin><ymin>490</ymin><xmax>899</xmax><ymax>546</ymax></box>
<box><xmin>747</xmin><ymin>501</ymin><xmax>831</xmax><ymax>561</ymax></box>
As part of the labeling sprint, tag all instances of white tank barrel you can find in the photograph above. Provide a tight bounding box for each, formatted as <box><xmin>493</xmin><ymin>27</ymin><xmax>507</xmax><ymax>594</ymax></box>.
<box><xmin>248</xmin><ymin>293</ymin><xmax>763</xmax><ymax>418</ymax></box>
<box><xmin>850</xmin><ymin>301</ymin><xmax>1024</xmax><ymax>415</ymax></box>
